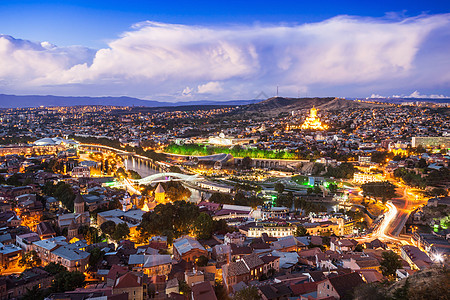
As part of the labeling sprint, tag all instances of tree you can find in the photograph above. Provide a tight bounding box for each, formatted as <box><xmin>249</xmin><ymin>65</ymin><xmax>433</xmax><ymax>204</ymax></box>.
<box><xmin>100</xmin><ymin>220</ymin><xmax>116</xmax><ymax>235</ymax></box>
<box><xmin>361</xmin><ymin>181</ymin><xmax>396</xmax><ymax>202</ymax></box>
<box><xmin>178</xmin><ymin>280</ymin><xmax>191</xmax><ymax>295</ymax></box>
<box><xmin>328</xmin><ymin>183</ymin><xmax>338</xmax><ymax>193</ymax></box>
<box><xmin>112</xmin><ymin>223</ymin><xmax>130</xmax><ymax>241</ymax></box>
<box><xmin>44</xmin><ymin>262</ymin><xmax>67</xmax><ymax>274</ymax></box>
<box><xmin>380</xmin><ymin>251</ymin><xmax>402</xmax><ymax>278</ymax></box>
<box><xmin>18</xmin><ymin>250</ymin><xmax>41</xmax><ymax>268</ymax></box>
<box><xmin>233</xmin><ymin>286</ymin><xmax>260</xmax><ymax>300</ymax></box>
<box><xmin>209</xmin><ymin>192</ymin><xmax>233</xmax><ymax>204</ymax></box>
<box><xmin>50</xmin><ymin>271</ymin><xmax>85</xmax><ymax>293</ymax></box>
<box><xmin>89</xmin><ymin>247</ymin><xmax>105</xmax><ymax>267</ymax></box>
<box><xmin>274</xmin><ymin>182</ymin><xmax>285</xmax><ymax>194</ymax></box>
<box><xmin>325</xmin><ymin>162</ymin><xmax>357</xmax><ymax>179</ymax></box>
<box><xmin>84</xmin><ymin>227</ymin><xmax>102</xmax><ymax>244</ymax></box>
<box><xmin>294</xmin><ymin>225</ymin><xmax>309</xmax><ymax>237</ymax></box>
<box><xmin>196</xmin><ymin>255</ymin><xmax>209</xmax><ymax>267</ymax></box>
<box><xmin>194</xmin><ymin>213</ymin><xmax>214</xmax><ymax>240</ymax></box>
<box><xmin>138</xmin><ymin>201</ymin><xmax>200</xmax><ymax>240</ymax></box>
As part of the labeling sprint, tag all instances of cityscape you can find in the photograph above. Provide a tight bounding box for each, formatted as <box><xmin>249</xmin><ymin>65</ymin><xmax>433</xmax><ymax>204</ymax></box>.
<box><xmin>0</xmin><ymin>1</ymin><xmax>449</xmax><ymax>300</ymax></box>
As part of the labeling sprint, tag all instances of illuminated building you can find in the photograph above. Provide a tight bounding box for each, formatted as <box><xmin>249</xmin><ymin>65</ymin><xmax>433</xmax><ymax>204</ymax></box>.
<box><xmin>353</xmin><ymin>172</ymin><xmax>384</xmax><ymax>184</ymax></box>
<box><xmin>301</xmin><ymin>106</ymin><xmax>328</xmax><ymax>130</ymax></box>
<box><xmin>286</xmin><ymin>106</ymin><xmax>328</xmax><ymax>131</ymax></box>
<box><xmin>154</xmin><ymin>183</ymin><xmax>166</xmax><ymax>203</ymax></box>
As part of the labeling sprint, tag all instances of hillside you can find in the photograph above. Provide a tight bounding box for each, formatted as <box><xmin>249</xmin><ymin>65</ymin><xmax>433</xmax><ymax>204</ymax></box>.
<box><xmin>238</xmin><ymin>97</ymin><xmax>386</xmax><ymax>116</ymax></box>
<box><xmin>353</xmin><ymin>266</ymin><xmax>450</xmax><ymax>300</ymax></box>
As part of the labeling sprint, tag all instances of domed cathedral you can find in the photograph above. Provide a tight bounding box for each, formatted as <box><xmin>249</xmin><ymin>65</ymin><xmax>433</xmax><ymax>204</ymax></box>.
<box><xmin>57</xmin><ymin>193</ymin><xmax>90</xmax><ymax>230</ymax></box>
<box><xmin>154</xmin><ymin>183</ymin><xmax>166</xmax><ymax>204</ymax></box>
<box><xmin>74</xmin><ymin>193</ymin><xmax>85</xmax><ymax>214</ymax></box>
<box><xmin>68</xmin><ymin>220</ymin><xmax>79</xmax><ymax>240</ymax></box>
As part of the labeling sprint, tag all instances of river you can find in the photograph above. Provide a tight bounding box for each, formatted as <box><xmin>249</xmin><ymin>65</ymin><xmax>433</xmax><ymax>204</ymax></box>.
<box><xmin>124</xmin><ymin>157</ymin><xmax>209</xmax><ymax>203</ymax></box>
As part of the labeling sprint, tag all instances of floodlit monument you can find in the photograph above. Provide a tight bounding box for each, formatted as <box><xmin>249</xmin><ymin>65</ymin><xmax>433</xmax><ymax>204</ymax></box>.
<box><xmin>301</xmin><ymin>106</ymin><xmax>328</xmax><ymax>130</ymax></box>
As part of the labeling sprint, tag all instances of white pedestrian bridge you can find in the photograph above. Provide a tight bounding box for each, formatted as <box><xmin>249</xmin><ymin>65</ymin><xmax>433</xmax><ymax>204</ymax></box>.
<box><xmin>131</xmin><ymin>172</ymin><xmax>202</xmax><ymax>185</ymax></box>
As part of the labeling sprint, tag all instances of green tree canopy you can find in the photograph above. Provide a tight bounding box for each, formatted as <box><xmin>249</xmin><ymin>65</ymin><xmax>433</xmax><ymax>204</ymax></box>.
<box><xmin>111</xmin><ymin>223</ymin><xmax>130</xmax><ymax>241</ymax></box>
<box><xmin>194</xmin><ymin>213</ymin><xmax>214</xmax><ymax>240</ymax></box>
<box><xmin>100</xmin><ymin>220</ymin><xmax>116</xmax><ymax>235</ymax></box>
<box><xmin>361</xmin><ymin>181</ymin><xmax>397</xmax><ymax>202</ymax></box>
<box><xmin>380</xmin><ymin>251</ymin><xmax>402</xmax><ymax>278</ymax></box>
<box><xmin>233</xmin><ymin>286</ymin><xmax>260</xmax><ymax>300</ymax></box>
<box><xmin>294</xmin><ymin>225</ymin><xmax>309</xmax><ymax>237</ymax></box>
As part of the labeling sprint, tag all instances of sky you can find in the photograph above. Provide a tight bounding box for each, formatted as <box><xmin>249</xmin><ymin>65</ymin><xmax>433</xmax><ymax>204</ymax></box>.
<box><xmin>0</xmin><ymin>0</ymin><xmax>449</xmax><ymax>101</ymax></box>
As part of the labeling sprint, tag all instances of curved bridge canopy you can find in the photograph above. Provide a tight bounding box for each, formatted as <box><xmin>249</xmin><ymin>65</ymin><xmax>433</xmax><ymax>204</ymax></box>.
<box><xmin>132</xmin><ymin>172</ymin><xmax>202</xmax><ymax>185</ymax></box>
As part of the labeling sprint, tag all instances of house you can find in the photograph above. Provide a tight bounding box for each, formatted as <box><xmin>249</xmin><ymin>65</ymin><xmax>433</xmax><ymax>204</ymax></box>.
<box><xmin>317</xmin><ymin>272</ymin><xmax>364</xmax><ymax>300</ymax></box>
<box><xmin>113</xmin><ymin>272</ymin><xmax>148</xmax><ymax>300</ymax></box>
<box><xmin>260</xmin><ymin>255</ymin><xmax>280</xmax><ymax>274</ymax></box>
<box><xmin>1</xmin><ymin>267</ymin><xmax>54</xmax><ymax>299</ymax></box>
<box><xmin>0</xmin><ymin>211</ymin><xmax>20</xmax><ymax>228</ymax></box>
<box><xmin>230</xmin><ymin>243</ymin><xmax>252</xmax><ymax>261</ymax></box>
<box><xmin>224</xmin><ymin>232</ymin><xmax>245</xmax><ymax>246</ymax></box>
<box><xmin>330</xmin><ymin>239</ymin><xmax>358</xmax><ymax>253</ymax></box>
<box><xmin>0</xmin><ymin>243</ymin><xmax>22</xmax><ymax>270</ymax></box>
<box><xmin>191</xmin><ymin>281</ymin><xmax>217</xmax><ymax>300</ymax></box>
<box><xmin>289</xmin><ymin>282</ymin><xmax>318</xmax><ymax>298</ymax></box>
<box><xmin>222</xmin><ymin>260</ymin><xmax>251</xmax><ymax>292</ymax></box>
<box><xmin>242</xmin><ymin>253</ymin><xmax>265</xmax><ymax>279</ymax></box>
<box><xmin>342</xmin><ymin>256</ymin><xmax>380</xmax><ymax>272</ymax></box>
<box><xmin>400</xmin><ymin>245</ymin><xmax>432</xmax><ymax>270</ymax></box>
<box><xmin>128</xmin><ymin>254</ymin><xmax>172</xmax><ymax>276</ymax></box>
<box><xmin>15</xmin><ymin>232</ymin><xmax>40</xmax><ymax>251</ymax></box>
<box><xmin>173</xmin><ymin>236</ymin><xmax>207</xmax><ymax>262</ymax></box>
<box><xmin>106</xmin><ymin>265</ymin><xmax>129</xmax><ymax>287</ymax></box>
<box><xmin>165</xmin><ymin>278</ymin><xmax>179</xmax><ymax>296</ymax></box>
<box><xmin>258</xmin><ymin>283</ymin><xmax>292</xmax><ymax>300</ymax></box>
<box><xmin>36</xmin><ymin>221</ymin><xmax>56</xmax><ymax>239</ymax></box>
<box><xmin>271</xmin><ymin>236</ymin><xmax>306</xmax><ymax>252</ymax></box>
<box><xmin>212</xmin><ymin>244</ymin><xmax>230</xmax><ymax>265</ymax></box>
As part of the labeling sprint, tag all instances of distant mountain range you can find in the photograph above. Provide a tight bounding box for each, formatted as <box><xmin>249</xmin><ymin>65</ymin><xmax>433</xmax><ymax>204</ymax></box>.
<box><xmin>0</xmin><ymin>94</ymin><xmax>260</xmax><ymax>108</ymax></box>
<box><xmin>0</xmin><ymin>94</ymin><xmax>448</xmax><ymax>110</ymax></box>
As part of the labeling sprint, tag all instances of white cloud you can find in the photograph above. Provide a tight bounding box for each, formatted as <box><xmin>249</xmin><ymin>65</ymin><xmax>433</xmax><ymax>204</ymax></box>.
<box><xmin>404</xmin><ymin>90</ymin><xmax>448</xmax><ymax>98</ymax></box>
<box><xmin>369</xmin><ymin>94</ymin><xmax>385</xmax><ymax>98</ymax></box>
<box><xmin>0</xmin><ymin>14</ymin><xmax>449</xmax><ymax>100</ymax></box>
<box><xmin>197</xmin><ymin>81</ymin><xmax>223</xmax><ymax>94</ymax></box>
<box><xmin>182</xmin><ymin>86</ymin><xmax>193</xmax><ymax>96</ymax></box>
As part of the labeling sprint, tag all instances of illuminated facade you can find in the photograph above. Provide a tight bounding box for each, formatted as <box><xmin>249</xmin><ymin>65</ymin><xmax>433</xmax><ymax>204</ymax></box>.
<box><xmin>286</xmin><ymin>107</ymin><xmax>328</xmax><ymax>131</ymax></box>
<box><xmin>301</xmin><ymin>107</ymin><xmax>328</xmax><ymax>130</ymax></box>
<box><xmin>353</xmin><ymin>172</ymin><xmax>384</xmax><ymax>184</ymax></box>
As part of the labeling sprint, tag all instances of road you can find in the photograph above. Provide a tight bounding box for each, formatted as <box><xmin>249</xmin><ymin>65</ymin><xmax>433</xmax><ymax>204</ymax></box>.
<box><xmin>356</xmin><ymin>183</ymin><xmax>427</xmax><ymax>244</ymax></box>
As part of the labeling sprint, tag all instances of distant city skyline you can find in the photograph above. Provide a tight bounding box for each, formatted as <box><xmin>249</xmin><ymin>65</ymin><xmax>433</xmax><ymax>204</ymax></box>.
<box><xmin>0</xmin><ymin>0</ymin><xmax>449</xmax><ymax>101</ymax></box>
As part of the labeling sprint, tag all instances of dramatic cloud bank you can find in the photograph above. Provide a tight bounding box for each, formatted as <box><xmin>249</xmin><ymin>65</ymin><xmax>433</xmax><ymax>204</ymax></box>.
<box><xmin>1</xmin><ymin>14</ymin><xmax>449</xmax><ymax>100</ymax></box>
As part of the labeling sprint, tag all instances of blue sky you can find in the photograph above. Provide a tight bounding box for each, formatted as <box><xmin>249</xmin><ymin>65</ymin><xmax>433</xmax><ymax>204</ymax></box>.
<box><xmin>1</xmin><ymin>0</ymin><xmax>448</xmax><ymax>47</ymax></box>
<box><xmin>0</xmin><ymin>0</ymin><xmax>449</xmax><ymax>100</ymax></box>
